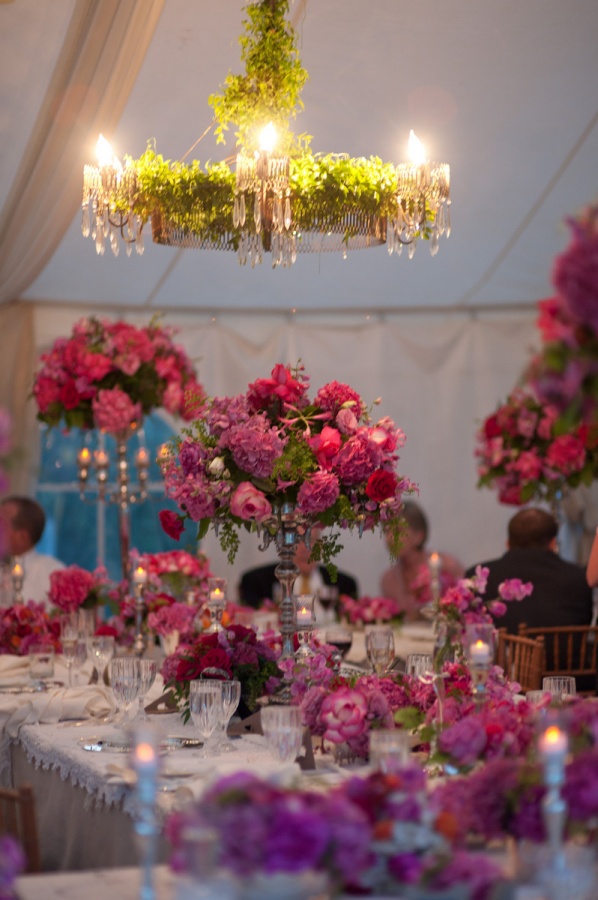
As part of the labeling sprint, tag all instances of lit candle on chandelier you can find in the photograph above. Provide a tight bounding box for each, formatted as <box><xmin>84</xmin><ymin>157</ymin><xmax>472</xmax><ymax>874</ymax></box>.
<box><xmin>11</xmin><ymin>560</ymin><xmax>23</xmax><ymax>580</ymax></box>
<box><xmin>428</xmin><ymin>552</ymin><xmax>441</xmax><ymax>577</ymax></box>
<box><xmin>77</xmin><ymin>447</ymin><xmax>91</xmax><ymax>467</ymax></box>
<box><xmin>538</xmin><ymin>724</ymin><xmax>568</xmax><ymax>763</ymax></box>
<box><xmin>135</xmin><ymin>447</ymin><xmax>149</xmax><ymax>467</ymax></box>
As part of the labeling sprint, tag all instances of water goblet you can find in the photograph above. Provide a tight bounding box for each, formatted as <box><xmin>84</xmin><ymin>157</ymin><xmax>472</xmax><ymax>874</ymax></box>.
<box><xmin>542</xmin><ymin>676</ymin><xmax>576</xmax><ymax>703</ymax></box>
<box><xmin>405</xmin><ymin>653</ymin><xmax>435</xmax><ymax>680</ymax></box>
<box><xmin>366</xmin><ymin>628</ymin><xmax>395</xmax><ymax>675</ymax></box>
<box><xmin>213</xmin><ymin>680</ymin><xmax>241</xmax><ymax>753</ymax></box>
<box><xmin>261</xmin><ymin>704</ymin><xmax>304</xmax><ymax>764</ymax></box>
<box><xmin>109</xmin><ymin>658</ymin><xmax>142</xmax><ymax>725</ymax></box>
<box><xmin>189</xmin><ymin>681</ymin><xmax>224</xmax><ymax>756</ymax></box>
<box><xmin>60</xmin><ymin>613</ymin><xmax>79</xmax><ymax>688</ymax></box>
<box><xmin>134</xmin><ymin>659</ymin><xmax>157</xmax><ymax>722</ymax></box>
<box><xmin>369</xmin><ymin>728</ymin><xmax>411</xmax><ymax>773</ymax></box>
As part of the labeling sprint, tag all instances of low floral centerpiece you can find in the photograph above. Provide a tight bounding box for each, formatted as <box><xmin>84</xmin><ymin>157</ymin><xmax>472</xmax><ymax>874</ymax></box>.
<box><xmin>141</xmin><ymin>549</ymin><xmax>212</xmax><ymax>602</ymax></box>
<box><xmin>161</xmin><ymin>623</ymin><xmax>281</xmax><ymax>716</ymax></box>
<box><xmin>47</xmin><ymin>564</ymin><xmax>109</xmax><ymax>612</ymax></box>
<box><xmin>166</xmin><ymin>769</ymin><xmax>503</xmax><ymax>899</ymax></box>
<box><xmin>338</xmin><ymin>593</ymin><xmax>403</xmax><ymax>625</ymax></box>
<box><xmin>32</xmin><ymin>315</ymin><xmax>203</xmax><ymax>433</ymax></box>
<box><xmin>0</xmin><ymin>603</ymin><xmax>61</xmax><ymax>656</ymax></box>
<box><xmin>160</xmin><ymin>362</ymin><xmax>414</xmax><ymax>567</ymax></box>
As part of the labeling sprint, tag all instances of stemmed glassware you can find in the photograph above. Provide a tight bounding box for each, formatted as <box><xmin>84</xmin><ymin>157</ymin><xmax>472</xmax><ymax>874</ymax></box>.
<box><xmin>109</xmin><ymin>658</ymin><xmax>142</xmax><ymax>724</ymax></box>
<box><xmin>87</xmin><ymin>636</ymin><xmax>115</xmax><ymax>685</ymax></box>
<box><xmin>213</xmin><ymin>680</ymin><xmax>241</xmax><ymax>753</ymax></box>
<box><xmin>261</xmin><ymin>705</ymin><xmax>304</xmax><ymax>763</ymax></box>
<box><xmin>189</xmin><ymin>681</ymin><xmax>224</xmax><ymax>756</ymax></box>
<box><xmin>71</xmin><ymin>639</ymin><xmax>88</xmax><ymax>686</ymax></box>
<box><xmin>325</xmin><ymin>626</ymin><xmax>353</xmax><ymax>672</ymax></box>
<box><xmin>366</xmin><ymin>627</ymin><xmax>395</xmax><ymax>675</ymax></box>
<box><xmin>134</xmin><ymin>659</ymin><xmax>157</xmax><ymax>722</ymax></box>
<box><xmin>60</xmin><ymin>613</ymin><xmax>79</xmax><ymax>688</ymax></box>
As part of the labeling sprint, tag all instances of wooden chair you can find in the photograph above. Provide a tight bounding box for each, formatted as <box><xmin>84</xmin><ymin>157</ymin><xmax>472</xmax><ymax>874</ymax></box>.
<box><xmin>0</xmin><ymin>784</ymin><xmax>41</xmax><ymax>873</ymax></box>
<box><xmin>496</xmin><ymin>629</ymin><xmax>545</xmax><ymax>692</ymax></box>
<box><xmin>517</xmin><ymin>623</ymin><xmax>598</xmax><ymax>697</ymax></box>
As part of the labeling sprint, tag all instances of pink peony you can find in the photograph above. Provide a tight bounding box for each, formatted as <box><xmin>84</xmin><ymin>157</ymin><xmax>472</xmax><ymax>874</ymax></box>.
<box><xmin>230</xmin><ymin>482</ymin><xmax>272</xmax><ymax>521</ymax></box>
<box><xmin>48</xmin><ymin>565</ymin><xmax>95</xmax><ymax>612</ymax></box>
<box><xmin>308</xmin><ymin>426</ymin><xmax>341</xmax><ymax>469</ymax></box>
<box><xmin>320</xmin><ymin>687</ymin><xmax>369</xmax><ymax>743</ymax></box>
<box><xmin>92</xmin><ymin>388</ymin><xmax>142</xmax><ymax>434</ymax></box>
<box><xmin>546</xmin><ymin>433</ymin><xmax>586</xmax><ymax>475</ymax></box>
<box><xmin>297</xmin><ymin>470</ymin><xmax>340</xmax><ymax>515</ymax></box>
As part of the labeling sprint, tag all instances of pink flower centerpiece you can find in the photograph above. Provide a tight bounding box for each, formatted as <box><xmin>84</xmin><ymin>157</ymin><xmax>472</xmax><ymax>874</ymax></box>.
<box><xmin>160</xmin><ymin>363</ymin><xmax>415</xmax><ymax>566</ymax></box>
<box><xmin>339</xmin><ymin>593</ymin><xmax>402</xmax><ymax>625</ymax></box>
<box><xmin>32</xmin><ymin>315</ymin><xmax>204</xmax><ymax>433</ymax></box>
<box><xmin>48</xmin><ymin>565</ymin><xmax>109</xmax><ymax>612</ymax></box>
<box><xmin>0</xmin><ymin>603</ymin><xmax>60</xmax><ymax>656</ymax></box>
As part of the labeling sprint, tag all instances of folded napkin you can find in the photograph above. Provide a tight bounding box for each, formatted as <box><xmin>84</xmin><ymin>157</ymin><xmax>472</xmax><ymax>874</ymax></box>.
<box><xmin>0</xmin><ymin>655</ymin><xmax>31</xmax><ymax>681</ymax></box>
<box><xmin>4</xmin><ymin>684</ymin><xmax>117</xmax><ymax>738</ymax></box>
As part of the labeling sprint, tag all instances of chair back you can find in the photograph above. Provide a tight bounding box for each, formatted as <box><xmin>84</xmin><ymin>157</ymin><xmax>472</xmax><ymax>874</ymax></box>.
<box><xmin>0</xmin><ymin>783</ymin><xmax>40</xmax><ymax>873</ymax></box>
<box><xmin>496</xmin><ymin>629</ymin><xmax>545</xmax><ymax>692</ymax></box>
<box><xmin>517</xmin><ymin>623</ymin><xmax>598</xmax><ymax>696</ymax></box>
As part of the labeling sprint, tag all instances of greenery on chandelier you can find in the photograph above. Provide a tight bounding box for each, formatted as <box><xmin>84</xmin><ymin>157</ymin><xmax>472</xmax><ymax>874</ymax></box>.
<box><xmin>108</xmin><ymin>0</ymin><xmax>436</xmax><ymax>246</ymax></box>
<box><xmin>208</xmin><ymin>0</ymin><xmax>308</xmax><ymax>154</ymax></box>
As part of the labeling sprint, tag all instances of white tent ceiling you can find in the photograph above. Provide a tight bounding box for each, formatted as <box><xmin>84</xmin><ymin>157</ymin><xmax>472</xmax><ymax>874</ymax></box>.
<box><xmin>2</xmin><ymin>0</ymin><xmax>598</xmax><ymax>315</ymax></box>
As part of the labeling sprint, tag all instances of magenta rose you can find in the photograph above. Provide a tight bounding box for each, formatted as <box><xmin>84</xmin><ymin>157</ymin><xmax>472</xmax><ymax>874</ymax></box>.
<box><xmin>92</xmin><ymin>388</ymin><xmax>142</xmax><ymax>434</ymax></box>
<box><xmin>320</xmin><ymin>687</ymin><xmax>369</xmax><ymax>743</ymax></box>
<box><xmin>365</xmin><ymin>469</ymin><xmax>398</xmax><ymax>502</ymax></box>
<box><xmin>230</xmin><ymin>482</ymin><xmax>272</xmax><ymax>521</ymax></box>
<box><xmin>159</xmin><ymin>510</ymin><xmax>185</xmax><ymax>540</ymax></box>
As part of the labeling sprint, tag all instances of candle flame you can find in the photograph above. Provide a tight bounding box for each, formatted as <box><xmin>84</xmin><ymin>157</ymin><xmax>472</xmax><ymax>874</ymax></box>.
<box><xmin>78</xmin><ymin>448</ymin><xmax>91</xmax><ymax>464</ymax></box>
<box><xmin>96</xmin><ymin>134</ymin><xmax>114</xmax><ymax>168</ymax></box>
<box><xmin>408</xmin><ymin>130</ymin><xmax>426</xmax><ymax>165</ymax></box>
<box><xmin>135</xmin><ymin>742</ymin><xmax>155</xmax><ymax>763</ymax></box>
<box><xmin>259</xmin><ymin>122</ymin><xmax>277</xmax><ymax>153</ymax></box>
<box><xmin>545</xmin><ymin>725</ymin><xmax>562</xmax><ymax>745</ymax></box>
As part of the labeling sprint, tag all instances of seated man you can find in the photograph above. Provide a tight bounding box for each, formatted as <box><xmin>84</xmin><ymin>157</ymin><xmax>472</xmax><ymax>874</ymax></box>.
<box><xmin>467</xmin><ymin>507</ymin><xmax>593</xmax><ymax>635</ymax></box>
<box><xmin>0</xmin><ymin>496</ymin><xmax>65</xmax><ymax>607</ymax></box>
<box><xmin>239</xmin><ymin>526</ymin><xmax>358</xmax><ymax>620</ymax></box>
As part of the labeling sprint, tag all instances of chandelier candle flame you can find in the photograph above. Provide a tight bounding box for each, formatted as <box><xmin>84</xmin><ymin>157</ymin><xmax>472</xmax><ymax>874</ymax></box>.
<box><xmin>81</xmin><ymin>2</ymin><xmax>450</xmax><ymax>267</ymax></box>
<box><xmin>538</xmin><ymin>722</ymin><xmax>568</xmax><ymax>874</ymax></box>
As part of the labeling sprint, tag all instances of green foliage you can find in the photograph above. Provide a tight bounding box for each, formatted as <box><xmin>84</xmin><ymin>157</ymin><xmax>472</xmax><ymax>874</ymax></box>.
<box><xmin>208</xmin><ymin>1</ymin><xmax>308</xmax><ymax>153</ymax></box>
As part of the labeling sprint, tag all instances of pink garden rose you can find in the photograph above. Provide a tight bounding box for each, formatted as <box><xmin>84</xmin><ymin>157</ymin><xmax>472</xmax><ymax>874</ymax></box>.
<box><xmin>320</xmin><ymin>687</ymin><xmax>369</xmax><ymax>743</ymax></box>
<box><xmin>308</xmin><ymin>426</ymin><xmax>341</xmax><ymax>469</ymax></box>
<box><xmin>230</xmin><ymin>482</ymin><xmax>272</xmax><ymax>522</ymax></box>
<box><xmin>92</xmin><ymin>388</ymin><xmax>142</xmax><ymax>434</ymax></box>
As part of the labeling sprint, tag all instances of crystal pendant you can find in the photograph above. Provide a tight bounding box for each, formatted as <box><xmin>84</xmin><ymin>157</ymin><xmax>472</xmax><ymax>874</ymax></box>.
<box><xmin>239</xmin><ymin>193</ymin><xmax>246</xmax><ymax>227</ymax></box>
<box><xmin>284</xmin><ymin>196</ymin><xmax>292</xmax><ymax>231</ymax></box>
<box><xmin>110</xmin><ymin>231</ymin><xmax>119</xmax><ymax>256</ymax></box>
<box><xmin>125</xmin><ymin>242</ymin><xmax>133</xmax><ymax>257</ymax></box>
<box><xmin>445</xmin><ymin>201</ymin><xmax>452</xmax><ymax>238</ymax></box>
<box><xmin>429</xmin><ymin>232</ymin><xmax>439</xmax><ymax>256</ymax></box>
<box><xmin>233</xmin><ymin>195</ymin><xmax>240</xmax><ymax>228</ymax></box>
<box><xmin>136</xmin><ymin>222</ymin><xmax>144</xmax><ymax>255</ymax></box>
<box><xmin>407</xmin><ymin>240</ymin><xmax>416</xmax><ymax>260</ymax></box>
<box><xmin>253</xmin><ymin>193</ymin><xmax>261</xmax><ymax>231</ymax></box>
<box><xmin>81</xmin><ymin>203</ymin><xmax>90</xmax><ymax>238</ymax></box>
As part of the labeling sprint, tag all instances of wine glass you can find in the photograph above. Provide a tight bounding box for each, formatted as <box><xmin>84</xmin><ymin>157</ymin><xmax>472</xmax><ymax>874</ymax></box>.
<box><xmin>109</xmin><ymin>658</ymin><xmax>141</xmax><ymax>724</ymax></box>
<box><xmin>406</xmin><ymin>653</ymin><xmax>435</xmax><ymax>681</ymax></box>
<box><xmin>87</xmin><ymin>636</ymin><xmax>115</xmax><ymax>685</ymax></box>
<box><xmin>134</xmin><ymin>659</ymin><xmax>157</xmax><ymax>721</ymax></box>
<box><xmin>189</xmin><ymin>681</ymin><xmax>224</xmax><ymax>756</ymax></box>
<box><xmin>60</xmin><ymin>613</ymin><xmax>79</xmax><ymax>688</ymax></box>
<box><xmin>325</xmin><ymin>626</ymin><xmax>353</xmax><ymax>660</ymax></box>
<box><xmin>366</xmin><ymin>628</ymin><xmax>395</xmax><ymax>675</ymax></box>
<box><xmin>213</xmin><ymin>680</ymin><xmax>241</xmax><ymax>753</ymax></box>
<box><xmin>317</xmin><ymin>586</ymin><xmax>338</xmax><ymax>624</ymax></box>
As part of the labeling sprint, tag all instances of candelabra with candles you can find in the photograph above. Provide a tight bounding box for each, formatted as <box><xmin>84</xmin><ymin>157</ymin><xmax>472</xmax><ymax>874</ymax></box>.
<box><xmin>76</xmin><ymin>427</ymin><xmax>150</xmax><ymax>580</ymax></box>
<box><xmin>464</xmin><ymin>623</ymin><xmax>494</xmax><ymax>706</ymax></box>
<box><xmin>11</xmin><ymin>558</ymin><xmax>24</xmax><ymax>604</ymax></box>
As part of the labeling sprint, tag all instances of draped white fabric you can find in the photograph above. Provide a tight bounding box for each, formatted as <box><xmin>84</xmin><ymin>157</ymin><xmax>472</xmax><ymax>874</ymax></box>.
<box><xmin>0</xmin><ymin>0</ymin><xmax>165</xmax><ymax>305</ymax></box>
<box><xmin>25</xmin><ymin>305</ymin><xmax>537</xmax><ymax>597</ymax></box>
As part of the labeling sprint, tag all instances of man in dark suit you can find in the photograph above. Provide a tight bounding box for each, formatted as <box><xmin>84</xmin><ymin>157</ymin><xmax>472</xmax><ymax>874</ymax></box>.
<box><xmin>239</xmin><ymin>527</ymin><xmax>359</xmax><ymax>613</ymax></box>
<box><xmin>466</xmin><ymin>507</ymin><xmax>592</xmax><ymax>634</ymax></box>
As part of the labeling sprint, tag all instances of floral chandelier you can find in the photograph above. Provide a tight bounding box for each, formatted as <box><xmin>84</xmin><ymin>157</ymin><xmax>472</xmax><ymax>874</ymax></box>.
<box><xmin>82</xmin><ymin>1</ymin><xmax>450</xmax><ymax>269</ymax></box>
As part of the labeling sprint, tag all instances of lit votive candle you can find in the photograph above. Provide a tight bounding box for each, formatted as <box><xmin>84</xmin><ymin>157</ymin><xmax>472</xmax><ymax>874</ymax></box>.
<box><xmin>135</xmin><ymin>447</ymin><xmax>149</xmax><ymax>466</ymax></box>
<box><xmin>296</xmin><ymin>606</ymin><xmax>313</xmax><ymax>626</ymax></box>
<box><xmin>94</xmin><ymin>449</ymin><xmax>109</xmax><ymax>467</ymax></box>
<box><xmin>77</xmin><ymin>447</ymin><xmax>91</xmax><ymax>466</ymax></box>
<box><xmin>539</xmin><ymin>725</ymin><xmax>568</xmax><ymax>762</ymax></box>
<box><xmin>209</xmin><ymin>587</ymin><xmax>224</xmax><ymax>602</ymax></box>
<box><xmin>11</xmin><ymin>561</ymin><xmax>23</xmax><ymax>579</ymax></box>
<box><xmin>428</xmin><ymin>552</ymin><xmax>441</xmax><ymax>575</ymax></box>
<box><xmin>134</xmin><ymin>739</ymin><xmax>158</xmax><ymax>776</ymax></box>
<box><xmin>133</xmin><ymin>565</ymin><xmax>148</xmax><ymax>585</ymax></box>
<box><xmin>469</xmin><ymin>639</ymin><xmax>491</xmax><ymax>665</ymax></box>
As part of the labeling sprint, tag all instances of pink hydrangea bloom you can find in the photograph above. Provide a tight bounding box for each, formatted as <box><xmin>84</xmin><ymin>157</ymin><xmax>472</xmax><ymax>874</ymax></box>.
<box><xmin>297</xmin><ymin>470</ymin><xmax>340</xmax><ymax>515</ymax></box>
<box><xmin>92</xmin><ymin>388</ymin><xmax>142</xmax><ymax>434</ymax></box>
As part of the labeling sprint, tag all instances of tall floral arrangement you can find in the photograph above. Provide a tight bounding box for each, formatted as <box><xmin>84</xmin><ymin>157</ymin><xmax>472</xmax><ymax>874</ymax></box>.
<box><xmin>32</xmin><ymin>315</ymin><xmax>204</xmax><ymax>433</ymax></box>
<box><xmin>475</xmin><ymin>203</ymin><xmax>598</xmax><ymax>505</ymax></box>
<box><xmin>160</xmin><ymin>362</ymin><xmax>415</xmax><ymax>564</ymax></box>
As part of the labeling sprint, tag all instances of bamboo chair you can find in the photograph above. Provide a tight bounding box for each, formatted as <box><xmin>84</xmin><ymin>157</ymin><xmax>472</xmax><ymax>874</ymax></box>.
<box><xmin>496</xmin><ymin>629</ymin><xmax>545</xmax><ymax>693</ymax></box>
<box><xmin>517</xmin><ymin>623</ymin><xmax>598</xmax><ymax>697</ymax></box>
<box><xmin>0</xmin><ymin>784</ymin><xmax>41</xmax><ymax>873</ymax></box>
